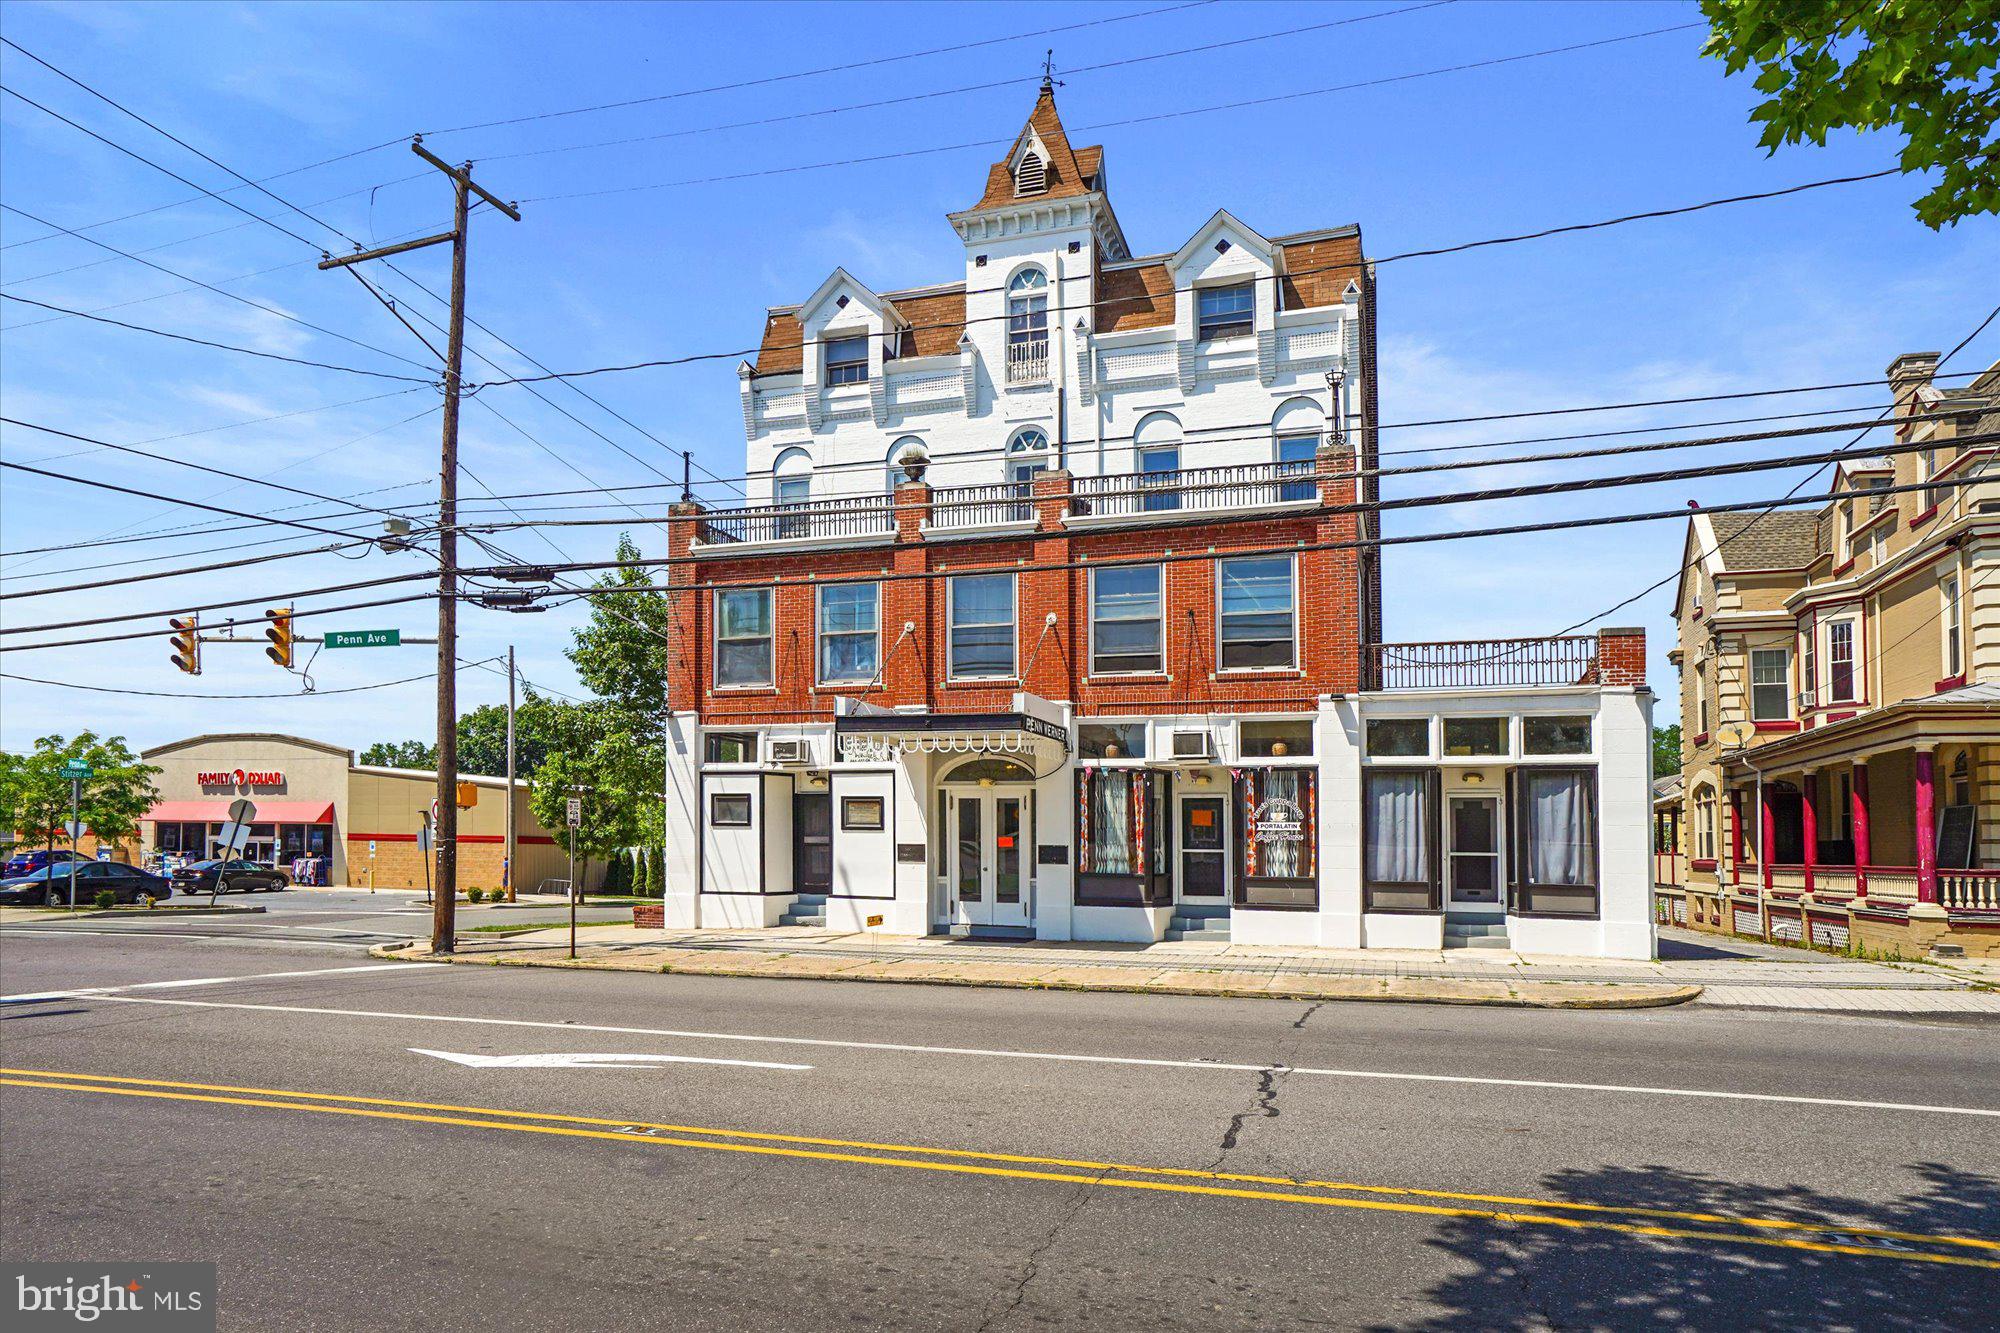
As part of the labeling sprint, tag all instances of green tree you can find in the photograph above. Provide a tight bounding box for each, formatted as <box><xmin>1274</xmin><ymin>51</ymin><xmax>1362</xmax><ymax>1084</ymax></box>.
<box><xmin>359</xmin><ymin>739</ymin><xmax>435</xmax><ymax>769</ymax></box>
<box><xmin>527</xmin><ymin>705</ymin><xmax>651</xmax><ymax>895</ymax></box>
<box><xmin>1701</xmin><ymin>1</ymin><xmax>2000</xmax><ymax>227</ymax></box>
<box><xmin>455</xmin><ymin>690</ymin><xmax>566</xmax><ymax>778</ymax></box>
<box><xmin>565</xmin><ymin>534</ymin><xmax>674</xmax><ymax>742</ymax></box>
<box><xmin>0</xmin><ymin>733</ymin><xmax>159</xmax><ymax>858</ymax></box>
<box><xmin>1653</xmin><ymin>724</ymin><xmax>1684</xmax><ymax>779</ymax></box>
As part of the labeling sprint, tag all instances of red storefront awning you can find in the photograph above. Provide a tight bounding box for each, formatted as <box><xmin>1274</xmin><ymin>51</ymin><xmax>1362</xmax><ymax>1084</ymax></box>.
<box><xmin>145</xmin><ymin>800</ymin><xmax>334</xmax><ymax>824</ymax></box>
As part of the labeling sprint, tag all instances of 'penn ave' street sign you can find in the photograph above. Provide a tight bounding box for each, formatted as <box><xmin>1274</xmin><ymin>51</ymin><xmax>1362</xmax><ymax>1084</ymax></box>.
<box><xmin>323</xmin><ymin>629</ymin><xmax>401</xmax><ymax>649</ymax></box>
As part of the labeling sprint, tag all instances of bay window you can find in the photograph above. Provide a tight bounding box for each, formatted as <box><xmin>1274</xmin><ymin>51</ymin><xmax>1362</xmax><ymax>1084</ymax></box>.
<box><xmin>1090</xmin><ymin>565</ymin><xmax>1163</xmax><ymax>674</ymax></box>
<box><xmin>714</xmin><ymin>588</ymin><xmax>773</xmax><ymax>688</ymax></box>
<box><xmin>1218</xmin><ymin>555</ymin><xmax>1296</xmax><ymax>669</ymax></box>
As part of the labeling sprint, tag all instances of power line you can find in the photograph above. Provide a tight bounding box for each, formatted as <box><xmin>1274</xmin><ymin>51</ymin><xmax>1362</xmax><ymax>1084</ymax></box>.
<box><xmin>0</xmin><ymin>386</ymin><xmax>422</xmax><ymax>468</ymax></box>
<box><xmin>0</xmin><ymin>458</ymin><xmax>407</xmax><ymax>545</ymax></box>
<box><xmin>0</xmin><ymin>666</ymin><xmax>443</xmax><ymax>699</ymax></box>
<box><xmin>0</xmin><ymin>536</ymin><xmax>385</xmax><ymax>602</ymax></box>
<box><xmin>0</xmin><ymin>293</ymin><xmax>439</xmax><ymax>383</ymax></box>
<box><xmin>0</xmin><ymin>592</ymin><xmax>438</xmax><ymax>654</ymax></box>
<box><xmin>0</xmin><ymin>202</ymin><xmax>436</xmax><ymax>372</ymax></box>
<box><xmin>420</xmin><ymin>0</ymin><xmax>1220</xmax><ymax>136</ymax></box>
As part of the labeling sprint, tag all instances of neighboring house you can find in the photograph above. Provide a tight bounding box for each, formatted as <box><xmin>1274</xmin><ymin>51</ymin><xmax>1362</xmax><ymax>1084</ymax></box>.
<box><xmin>657</xmin><ymin>87</ymin><xmax>1654</xmax><ymax>958</ymax></box>
<box><xmin>1662</xmin><ymin>354</ymin><xmax>2000</xmax><ymax>956</ymax></box>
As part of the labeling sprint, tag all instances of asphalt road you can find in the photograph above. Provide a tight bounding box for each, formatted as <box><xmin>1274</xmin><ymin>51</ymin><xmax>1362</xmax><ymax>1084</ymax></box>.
<box><xmin>2</xmin><ymin>905</ymin><xmax>1996</xmax><ymax>1331</ymax></box>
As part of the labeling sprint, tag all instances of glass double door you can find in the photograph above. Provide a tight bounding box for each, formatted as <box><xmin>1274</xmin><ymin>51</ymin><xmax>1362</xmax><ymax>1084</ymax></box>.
<box><xmin>949</xmin><ymin>790</ymin><xmax>1029</xmax><ymax>929</ymax></box>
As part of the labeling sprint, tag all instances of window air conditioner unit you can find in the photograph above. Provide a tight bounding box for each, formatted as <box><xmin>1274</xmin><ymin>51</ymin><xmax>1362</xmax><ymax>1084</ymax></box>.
<box><xmin>767</xmin><ymin>738</ymin><xmax>812</xmax><ymax>766</ymax></box>
<box><xmin>1168</xmin><ymin>729</ymin><xmax>1216</xmax><ymax>763</ymax></box>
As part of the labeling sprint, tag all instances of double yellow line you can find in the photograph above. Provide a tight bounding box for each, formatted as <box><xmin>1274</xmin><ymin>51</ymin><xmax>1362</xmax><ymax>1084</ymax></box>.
<box><xmin>5</xmin><ymin>1066</ymin><xmax>1995</xmax><ymax>1270</ymax></box>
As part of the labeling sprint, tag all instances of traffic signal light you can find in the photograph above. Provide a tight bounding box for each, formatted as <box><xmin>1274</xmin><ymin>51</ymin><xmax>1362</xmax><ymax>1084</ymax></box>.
<box><xmin>264</xmin><ymin>607</ymin><xmax>295</xmax><ymax>669</ymax></box>
<box><xmin>169</xmin><ymin>614</ymin><xmax>200</xmax><ymax>676</ymax></box>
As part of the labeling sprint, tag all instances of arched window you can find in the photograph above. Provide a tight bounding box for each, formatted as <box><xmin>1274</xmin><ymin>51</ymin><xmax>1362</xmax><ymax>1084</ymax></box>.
<box><xmin>1691</xmin><ymin>783</ymin><xmax>1717</xmax><ymax>862</ymax></box>
<box><xmin>1005</xmin><ymin>268</ymin><xmax>1049</xmax><ymax>385</ymax></box>
<box><xmin>888</xmin><ymin>436</ymin><xmax>923</xmax><ymax>493</ymax></box>
<box><xmin>1006</xmin><ymin>427</ymin><xmax>1052</xmax><ymax>517</ymax></box>
<box><xmin>773</xmin><ymin>447</ymin><xmax>812</xmax><ymax>536</ymax></box>
<box><xmin>941</xmin><ymin>757</ymin><xmax>1035</xmax><ymax>785</ymax></box>
<box><xmin>1015</xmin><ymin>151</ymin><xmax>1046</xmax><ymax>197</ymax></box>
<box><xmin>1134</xmin><ymin>411</ymin><xmax>1183</xmax><ymax>513</ymax></box>
<box><xmin>1272</xmin><ymin>396</ymin><xmax>1325</xmax><ymax>501</ymax></box>
<box><xmin>1951</xmin><ymin>749</ymin><xmax>1973</xmax><ymax>808</ymax></box>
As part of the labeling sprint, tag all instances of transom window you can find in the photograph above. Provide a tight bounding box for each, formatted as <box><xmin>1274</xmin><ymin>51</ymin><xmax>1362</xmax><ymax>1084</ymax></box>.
<box><xmin>1078</xmin><ymin>722</ymin><xmax>1146</xmax><ymax>760</ymax></box>
<box><xmin>1218</xmin><ymin>555</ymin><xmax>1295</xmax><ymax>670</ymax></box>
<box><xmin>714</xmin><ymin>588</ymin><xmax>773</xmax><ymax>688</ymax></box>
<box><xmin>817</xmin><ymin>582</ymin><xmax>880</xmax><ymax>685</ymax></box>
<box><xmin>948</xmin><ymin>573</ymin><xmax>1015</xmax><ymax>679</ymax></box>
<box><xmin>1750</xmin><ymin>648</ymin><xmax>1790</xmax><ymax>721</ymax></box>
<box><xmin>1366</xmin><ymin>718</ymin><xmax>1430</xmax><ymax>757</ymax></box>
<box><xmin>1196</xmin><ymin>282</ymin><xmax>1254</xmax><ymax>341</ymax></box>
<box><xmin>1442</xmin><ymin>717</ymin><xmax>1507</xmax><ymax>756</ymax></box>
<box><xmin>1522</xmin><ymin>716</ymin><xmax>1591</xmax><ymax>756</ymax></box>
<box><xmin>824</xmin><ymin>333</ymin><xmax>868</xmax><ymax>386</ymax></box>
<box><xmin>1090</xmin><ymin>565</ymin><xmax>1164</xmax><ymax>674</ymax></box>
<box><xmin>704</xmin><ymin>733</ymin><xmax>757</xmax><ymax>765</ymax></box>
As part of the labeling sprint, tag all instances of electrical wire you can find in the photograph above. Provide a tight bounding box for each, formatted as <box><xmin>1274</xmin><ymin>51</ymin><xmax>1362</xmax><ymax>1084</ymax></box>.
<box><xmin>0</xmin><ymin>666</ymin><xmax>443</xmax><ymax>699</ymax></box>
<box><xmin>0</xmin><ymin>458</ymin><xmax>402</xmax><ymax>544</ymax></box>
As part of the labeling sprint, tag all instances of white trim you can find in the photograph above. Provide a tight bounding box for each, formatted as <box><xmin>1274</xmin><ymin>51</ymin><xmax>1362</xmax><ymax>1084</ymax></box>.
<box><xmin>713</xmin><ymin>587</ymin><xmax>775</xmax><ymax>690</ymax></box>
<box><xmin>1215</xmin><ymin>552</ymin><xmax>1299</xmax><ymax>672</ymax></box>
<box><xmin>1088</xmin><ymin>562</ymin><xmax>1165</xmax><ymax>676</ymax></box>
<box><xmin>815</xmin><ymin>580</ymin><xmax>882</xmax><ymax>688</ymax></box>
<box><xmin>945</xmin><ymin>571</ymin><xmax>1018</xmax><ymax>681</ymax></box>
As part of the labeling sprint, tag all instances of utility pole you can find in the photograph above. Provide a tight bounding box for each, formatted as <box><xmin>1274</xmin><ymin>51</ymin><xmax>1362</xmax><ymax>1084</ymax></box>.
<box><xmin>505</xmin><ymin>644</ymin><xmax>518</xmax><ymax>903</ymax></box>
<box><xmin>319</xmin><ymin>138</ymin><xmax>520</xmax><ymax>954</ymax></box>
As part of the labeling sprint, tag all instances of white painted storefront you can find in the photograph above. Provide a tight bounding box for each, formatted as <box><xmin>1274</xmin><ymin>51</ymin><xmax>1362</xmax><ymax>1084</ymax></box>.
<box><xmin>662</xmin><ymin>685</ymin><xmax>1655</xmax><ymax>959</ymax></box>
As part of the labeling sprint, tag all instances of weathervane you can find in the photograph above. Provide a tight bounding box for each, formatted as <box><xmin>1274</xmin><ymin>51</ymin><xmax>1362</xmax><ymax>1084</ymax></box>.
<box><xmin>1041</xmin><ymin>49</ymin><xmax>1063</xmax><ymax>93</ymax></box>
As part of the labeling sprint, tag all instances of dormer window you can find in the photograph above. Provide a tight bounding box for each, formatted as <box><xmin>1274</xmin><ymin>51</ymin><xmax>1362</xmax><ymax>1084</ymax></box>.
<box><xmin>825</xmin><ymin>333</ymin><xmax>868</xmax><ymax>386</ymax></box>
<box><xmin>1015</xmin><ymin>150</ymin><xmax>1046</xmax><ymax>196</ymax></box>
<box><xmin>1197</xmin><ymin>282</ymin><xmax>1254</xmax><ymax>341</ymax></box>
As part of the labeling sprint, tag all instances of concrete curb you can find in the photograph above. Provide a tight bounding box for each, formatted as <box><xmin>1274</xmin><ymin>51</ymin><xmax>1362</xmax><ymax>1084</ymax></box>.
<box><xmin>369</xmin><ymin>942</ymin><xmax>1703</xmax><ymax>1010</ymax></box>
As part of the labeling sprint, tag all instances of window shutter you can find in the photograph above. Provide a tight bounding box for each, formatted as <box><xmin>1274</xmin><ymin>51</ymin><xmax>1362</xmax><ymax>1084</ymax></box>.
<box><xmin>1016</xmin><ymin>151</ymin><xmax>1046</xmax><ymax>196</ymax></box>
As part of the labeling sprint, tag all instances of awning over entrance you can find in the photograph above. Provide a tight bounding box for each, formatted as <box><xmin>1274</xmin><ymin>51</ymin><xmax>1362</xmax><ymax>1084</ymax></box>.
<box><xmin>834</xmin><ymin>711</ymin><xmax>1068</xmax><ymax>762</ymax></box>
<box><xmin>145</xmin><ymin>800</ymin><xmax>335</xmax><ymax>823</ymax></box>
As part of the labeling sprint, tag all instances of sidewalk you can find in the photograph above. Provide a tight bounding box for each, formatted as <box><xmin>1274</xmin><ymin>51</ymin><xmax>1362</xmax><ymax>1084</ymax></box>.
<box><xmin>372</xmin><ymin>923</ymin><xmax>2000</xmax><ymax>1013</ymax></box>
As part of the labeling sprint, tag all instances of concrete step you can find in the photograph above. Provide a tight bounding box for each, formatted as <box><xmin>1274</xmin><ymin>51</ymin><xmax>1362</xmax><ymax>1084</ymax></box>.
<box><xmin>1173</xmin><ymin>902</ymin><xmax>1231</xmax><ymax>921</ymax></box>
<box><xmin>791</xmin><ymin>893</ymin><xmax>830</xmax><ymax>907</ymax></box>
<box><xmin>1166</xmin><ymin>919</ymin><xmax>1231</xmax><ymax>942</ymax></box>
<box><xmin>1445</xmin><ymin>919</ymin><xmax>1510</xmax><ymax>938</ymax></box>
<box><xmin>1444</xmin><ymin>920</ymin><xmax>1511</xmax><ymax>949</ymax></box>
<box><xmin>779</xmin><ymin>911</ymin><xmax>827</xmax><ymax>927</ymax></box>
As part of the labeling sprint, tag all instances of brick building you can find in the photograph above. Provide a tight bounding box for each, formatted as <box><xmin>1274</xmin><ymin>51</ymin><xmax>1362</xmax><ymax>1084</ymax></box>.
<box><xmin>1661</xmin><ymin>354</ymin><xmax>2000</xmax><ymax>957</ymax></box>
<box><xmin>658</xmin><ymin>88</ymin><xmax>1655</xmax><ymax>957</ymax></box>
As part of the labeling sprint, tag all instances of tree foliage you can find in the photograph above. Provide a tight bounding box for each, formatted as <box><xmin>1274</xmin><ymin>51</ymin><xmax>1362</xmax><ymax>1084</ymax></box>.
<box><xmin>526</xmin><ymin>705</ymin><xmax>653</xmax><ymax>886</ymax></box>
<box><xmin>359</xmin><ymin>739</ymin><xmax>435</xmax><ymax>769</ymax></box>
<box><xmin>565</xmin><ymin>534</ymin><xmax>674</xmax><ymax>742</ymax></box>
<box><xmin>1701</xmin><ymin>0</ymin><xmax>2000</xmax><ymax>227</ymax></box>
<box><xmin>1653</xmin><ymin>724</ymin><xmax>1684</xmax><ymax>779</ymax></box>
<box><xmin>0</xmin><ymin>733</ymin><xmax>160</xmax><ymax>852</ymax></box>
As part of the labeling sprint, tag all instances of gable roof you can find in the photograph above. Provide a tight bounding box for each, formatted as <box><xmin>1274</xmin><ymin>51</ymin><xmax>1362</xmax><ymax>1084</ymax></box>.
<box><xmin>968</xmin><ymin>87</ymin><xmax>1096</xmax><ymax>211</ymax></box>
<box><xmin>752</xmin><ymin>285</ymin><xmax>969</xmax><ymax>377</ymax></box>
<box><xmin>1706</xmin><ymin>510</ymin><xmax>1823</xmax><ymax>571</ymax></box>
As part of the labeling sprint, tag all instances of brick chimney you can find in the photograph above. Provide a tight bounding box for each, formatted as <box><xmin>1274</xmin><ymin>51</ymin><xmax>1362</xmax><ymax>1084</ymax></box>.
<box><xmin>1595</xmin><ymin>627</ymin><xmax>1646</xmax><ymax>688</ymax></box>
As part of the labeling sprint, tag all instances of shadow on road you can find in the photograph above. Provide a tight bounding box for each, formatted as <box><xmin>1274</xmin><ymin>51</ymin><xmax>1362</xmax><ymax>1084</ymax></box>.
<box><xmin>1386</xmin><ymin>1162</ymin><xmax>1999</xmax><ymax>1331</ymax></box>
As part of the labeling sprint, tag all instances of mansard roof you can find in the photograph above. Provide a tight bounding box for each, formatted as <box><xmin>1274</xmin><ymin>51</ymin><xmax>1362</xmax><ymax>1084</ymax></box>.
<box><xmin>753</xmin><ymin>283</ymin><xmax>968</xmax><ymax>377</ymax></box>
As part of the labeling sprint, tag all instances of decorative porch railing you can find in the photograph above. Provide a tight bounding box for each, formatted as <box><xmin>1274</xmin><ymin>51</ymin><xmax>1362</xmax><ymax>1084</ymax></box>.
<box><xmin>1767</xmin><ymin>865</ymin><xmax>1807</xmax><ymax>894</ymax></box>
<box><xmin>927</xmin><ymin>481</ymin><xmax>1036</xmax><ymax>530</ymax></box>
<box><xmin>696</xmin><ymin>494</ymin><xmax>896</xmax><ymax>545</ymax></box>
<box><xmin>1860</xmin><ymin>867</ymin><xmax>1920</xmax><ymax>901</ymax></box>
<box><xmin>1939</xmin><ymin>869</ymin><xmax>2000</xmax><ymax>912</ymax></box>
<box><xmin>1069</xmin><ymin>460</ymin><xmax>1315</xmax><ymax>519</ymax></box>
<box><xmin>1006</xmin><ymin>340</ymin><xmax>1050</xmax><ymax>386</ymax></box>
<box><xmin>1370</xmin><ymin>636</ymin><xmax>1599</xmax><ymax>690</ymax></box>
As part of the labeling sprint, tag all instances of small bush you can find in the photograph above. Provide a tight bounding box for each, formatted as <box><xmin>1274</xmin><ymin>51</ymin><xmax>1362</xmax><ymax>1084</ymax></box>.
<box><xmin>604</xmin><ymin>853</ymin><xmax>629</xmax><ymax>896</ymax></box>
<box><xmin>93</xmin><ymin>889</ymin><xmax>117</xmax><ymax>910</ymax></box>
<box><xmin>466</xmin><ymin>887</ymin><xmax>485</xmax><ymax>903</ymax></box>
<box><xmin>648</xmin><ymin>846</ymin><xmax>666</xmax><ymax>897</ymax></box>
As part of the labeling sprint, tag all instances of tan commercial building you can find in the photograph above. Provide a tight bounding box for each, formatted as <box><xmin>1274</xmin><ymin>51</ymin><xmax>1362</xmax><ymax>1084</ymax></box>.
<box><xmin>139</xmin><ymin>732</ymin><xmax>592</xmax><ymax>892</ymax></box>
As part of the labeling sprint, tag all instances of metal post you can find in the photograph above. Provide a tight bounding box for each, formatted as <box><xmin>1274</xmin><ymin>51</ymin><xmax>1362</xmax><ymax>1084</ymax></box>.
<box><xmin>567</xmin><ymin>828</ymin><xmax>577</xmax><ymax>961</ymax></box>
<box><xmin>67</xmin><ymin>776</ymin><xmax>79</xmax><ymax>910</ymax></box>
<box><xmin>682</xmin><ymin>450</ymin><xmax>692</xmax><ymax>504</ymax></box>
<box><xmin>505</xmin><ymin>644</ymin><xmax>518</xmax><ymax>903</ymax></box>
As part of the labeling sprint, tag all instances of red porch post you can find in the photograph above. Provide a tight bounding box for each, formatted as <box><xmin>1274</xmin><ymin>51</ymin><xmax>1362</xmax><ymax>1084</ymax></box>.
<box><xmin>1915</xmin><ymin>747</ymin><xmax>1940</xmax><ymax>904</ymax></box>
<box><xmin>1850</xmin><ymin>761</ymin><xmax>1870</xmax><ymax>898</ymax></box>
<box><xmin>1729</xmin><ymin>789</ymin><xmax>1745</xmax><ymax>885</ymax></box>
<box><xmin>1800</xmin><ymin>769</ymin><xmax>1819</xmax><ymax>895</ymax></box>
<box><xmin>1760</xmin><ymin>783</ymin><xmax>1776</xmax><ymax>894</ymax></box>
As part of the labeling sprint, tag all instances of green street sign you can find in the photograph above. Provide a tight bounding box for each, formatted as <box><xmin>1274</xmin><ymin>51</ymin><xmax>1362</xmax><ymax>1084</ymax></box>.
<box><xmin>60</xmin><ymin>761</ymin><xmax>93</xmax><ymax>780</ymax></box>
<box><xmin>324</xmin><ymin>629</ymin><xmax>401</xmax><ymax>649</ymax></box>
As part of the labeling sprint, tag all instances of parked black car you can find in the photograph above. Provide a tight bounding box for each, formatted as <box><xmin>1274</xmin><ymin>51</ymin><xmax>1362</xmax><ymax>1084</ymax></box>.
<box><xmin>172</xmin><ymin>858</ymin><xmax>290</xmax><ymax>894</ymax></box>
<box><xmin>0</xmin><ymin>861</ymin><xmax>171</xmax><ymax>907</ymax></box>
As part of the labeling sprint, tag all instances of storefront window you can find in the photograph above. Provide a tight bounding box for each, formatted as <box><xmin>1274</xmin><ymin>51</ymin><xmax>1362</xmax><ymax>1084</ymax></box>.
<box><xmin>1364</xmin><ymin>769</ymin><xmax>1436</xmax><ymax>911</ymax></box>
<box><xmin>1514</xmin><ymin>768</ymin><xmax>1599</xmax><ymax>916</ymax></box>
<box><xmin>1078</xmin><ymin>723</ymin><xmax>1146</xmax><ymax>760</ymax></box>
<box><xmin>1366</xmin><ymin>718</ymin><xmax>1429</xmax><ymax>757</ymax></box>
<box><xmin>704</xmin><ymin>733</ymin><xmax>758</xmax><ymax>764</ymax></box>
<box><xmin>1239</xmin><ymin>768</ymin><xmax>1316</xmax><ymax>884</ymax></box>
<box><xmin>1240</xmin><ymin>720</ymin><xmax>1313</xmax><ymax>758</ymax></box>
<box><xmin>1079</xmin><ymin>769</ymin><xmax>1137</xmax><ymax>875</ymax></box>
<box><xmin>1442</xmin><ymin>717</ymin><xmax>1506</xmax><ymax>757</ymax></box>
<box><xmin>1522</xmin><ymin>716</ymin><xmax>1591</xmax><ymax>755</ymax></box>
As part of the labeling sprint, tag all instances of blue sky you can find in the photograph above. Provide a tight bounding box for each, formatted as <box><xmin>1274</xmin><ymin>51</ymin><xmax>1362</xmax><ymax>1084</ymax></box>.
<box><xmin>2</xmin><ymin>0</ymin><xmax>1994</xmax><ymax>754</ymax></box>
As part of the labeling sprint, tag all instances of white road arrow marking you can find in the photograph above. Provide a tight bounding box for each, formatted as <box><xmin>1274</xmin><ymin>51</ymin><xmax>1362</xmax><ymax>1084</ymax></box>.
<box><xmin>409</xmin><ymin>1047</ymin><xmax>811</xmax><ymax>1072</ymax></box>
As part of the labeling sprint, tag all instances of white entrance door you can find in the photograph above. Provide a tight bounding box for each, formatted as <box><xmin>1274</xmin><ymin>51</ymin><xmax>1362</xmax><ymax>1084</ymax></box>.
<box><xmin>1447</xmin><ymin>795</ymin><xmax>1503</xmax><ymax>915</ymax></box>
<box><xmin>948</xmin><ymin>790</ymin><xmax>1031</xmax><ymax>929</ymax></box>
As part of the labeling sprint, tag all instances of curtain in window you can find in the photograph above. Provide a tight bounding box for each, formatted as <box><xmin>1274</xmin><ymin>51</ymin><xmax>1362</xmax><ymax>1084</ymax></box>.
<box><xmin>1241</xmin><ymin>769</ymin><xmax>1315</xmax><ymax>879</ymax></box>
<box><xmin>1525</xmin><ymin>771</ymin><xmax>1596</xmax><ymax>885</ymax></box>
<box><xmin>1080</xmin><ymin>769</ymin><xmax>1135</xmax><ymax>875</ymax></box>
<box><xmin>1365</xmin><ymin>772</ymin><xmax>1428</xmax><ymax>884</ymax></box>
